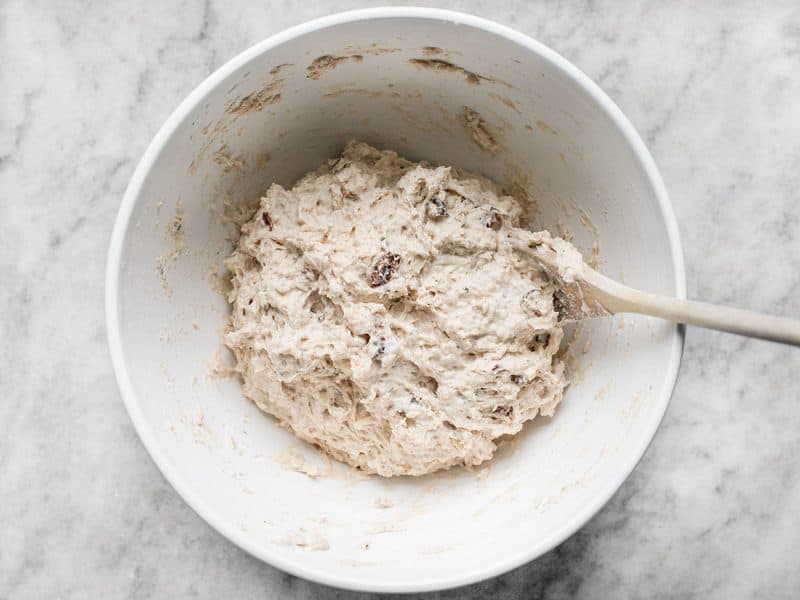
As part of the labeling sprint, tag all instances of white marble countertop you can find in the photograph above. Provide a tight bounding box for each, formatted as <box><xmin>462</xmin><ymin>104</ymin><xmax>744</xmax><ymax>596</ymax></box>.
<box><xmin>3</xmin><ymin>1</ymin><xmax>799</xmax><ymax>597</ymax></box>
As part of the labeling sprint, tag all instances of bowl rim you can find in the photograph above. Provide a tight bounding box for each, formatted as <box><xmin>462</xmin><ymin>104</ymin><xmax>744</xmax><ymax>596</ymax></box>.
<box><xmin>106</xmin><ymin>6</ymin><xmax>686</xmax><ymax>594</ymax></box>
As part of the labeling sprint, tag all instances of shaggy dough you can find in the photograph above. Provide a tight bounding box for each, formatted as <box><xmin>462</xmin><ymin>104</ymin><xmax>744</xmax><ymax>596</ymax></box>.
<box><xmin>225</xmin><ymin>142</ymin><xmax>583</xmax><ymax>476</ymax></box>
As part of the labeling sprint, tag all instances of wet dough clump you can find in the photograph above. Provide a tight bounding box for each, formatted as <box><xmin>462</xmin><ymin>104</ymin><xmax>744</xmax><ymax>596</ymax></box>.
<box><xmin>225</xmin><ymin>142</ymin><xmax>581</xmax><ymax>476</ymax></box>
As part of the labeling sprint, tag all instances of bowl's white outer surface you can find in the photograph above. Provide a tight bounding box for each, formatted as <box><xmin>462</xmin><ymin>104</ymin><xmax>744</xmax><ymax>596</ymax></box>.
<box><xmin>106</xmin><ymin>7</ymin><xmax>685</xmax><ymax>593</ymax></box>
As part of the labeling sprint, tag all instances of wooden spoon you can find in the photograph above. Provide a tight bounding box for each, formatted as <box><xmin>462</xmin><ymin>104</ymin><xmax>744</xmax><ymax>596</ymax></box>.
<box><xmin>522</xmin><ymin>237</ymin><xmax>800</xmax><ymax>347</ymax></box>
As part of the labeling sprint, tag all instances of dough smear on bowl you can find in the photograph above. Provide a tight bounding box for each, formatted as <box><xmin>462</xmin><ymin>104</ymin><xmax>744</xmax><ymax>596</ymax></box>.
<box><xmin>224</xmin><ymin>141</ymin><xmax>584</xmax><ymax>476</ymax></box>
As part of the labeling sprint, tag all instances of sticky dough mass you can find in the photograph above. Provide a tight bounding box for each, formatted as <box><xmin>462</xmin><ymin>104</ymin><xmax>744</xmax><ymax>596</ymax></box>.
<box><xmin>225</xmin><ymin>142</ymin><xmax>582</xmax><ymax>476</ymax></box>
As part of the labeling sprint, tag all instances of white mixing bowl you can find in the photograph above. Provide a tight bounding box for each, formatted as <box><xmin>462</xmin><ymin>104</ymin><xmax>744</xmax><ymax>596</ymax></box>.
<box><xmin>106</xmin><ymin>7</ymin><xmax>685</xmax><ymax>593</ymax></box>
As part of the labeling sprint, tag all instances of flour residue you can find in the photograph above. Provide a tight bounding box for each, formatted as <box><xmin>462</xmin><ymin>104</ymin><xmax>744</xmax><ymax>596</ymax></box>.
<box><xmin>278</xmin><ymin>447</ymin><xmax>332</xmax><ymax>479</ymax></box>
<box><xmin>155</xmin><ymin>200</ymin><xmax>186</xmax><ymax>296</ymax></box>
<box><xmin>185</xmin><ymin>409</ymin><xmax>213</xmax><ymax>446</ymax></box>
<box><xmin>536</xmin><ymin>120</ymin><xmax>558</xmax><ymax>135</ymax></box>
<box><xmin>275</xmin><ymin>528</ymin><xmax>330</xmax><ymax>551</ymax></box>
<box><xmin>408</xmin><ymin>58</ymin><xmax>485</xmax><ymax>85</ymax></box>
<box><xmin>269</xmin><ymin>63</ymin><xmax>292</xmax><ymax>76</ymax></box>
<box><xmin>421</xmin><ymin>46</ymin><xmax>445</xmax><ymax>57</ymax></box>
<box><xmin>576</xmin><ymin>206</ymin><xmax>601</xmax><ymax>268</ymax></box>
<box><xmin>489</xmin><ymin>92</ymin><xmax>521</xmax><ymax>115</ymax></box>
<box><xmin>323</xmin><ymin>87</ymin><xmax>383</xmax><ymax>99</ymax></box>
<box><xmin>364</xmin><ymin>521</ymin><xmax>406</xmax><ymax>535</ymax></box>
<box><xmin>213</xmin><ymin>144</ymin><xmax>245</xmax><ymax>175</ymax></box>
<box><xmin>374</xmin><ymin>497</ymin><xmax>393</xmax><ymax>509</ymax></box>
<box><xmin>306</xmin><ymin>54</ymin><xmax>364</xmax><ymax>80</ymax></box>
<box><xmin>208</xmin><ymin>346</ymin><xmax>237</xmax><ymax>379</ymax></box>
<box><xmin>343</xmin><ymin>44</ymin><xmax>399</xmax><ymax>56</ymax></box>
<box><xmin>530</xmin><ymin>447</ymin><xmax>608</xmax><ymax>512</ymax></box>
<box><xmin>420</xmin><ymin>545</ymin><xmax>451</xmax><ymax>555</ymax></box>
<box><xmin>503</xmin><ymin>163</ymin><xmax>539</xmax><ymax>226</ymax></box>
<box><xmin>226</xmin><ymin>79</ymin><xmax>282</xmax><ymax>115</ymax></box>
<box><xmin>461</xmin><ymin>107</ymin><xmax>498</xmax><ymax>154</ymax></box>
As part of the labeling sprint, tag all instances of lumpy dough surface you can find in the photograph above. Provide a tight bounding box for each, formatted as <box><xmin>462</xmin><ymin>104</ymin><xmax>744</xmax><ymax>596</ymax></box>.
<box><xmin>224</xmin><ymin>142</ymin><xmax>582</xmax><ymax>476</ymax></box>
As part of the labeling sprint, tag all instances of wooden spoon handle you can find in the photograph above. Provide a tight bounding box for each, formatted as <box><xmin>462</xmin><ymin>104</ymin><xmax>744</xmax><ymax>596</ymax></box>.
<box><xmin>583</xmin><ymin>269</ymin><xmax>800</xmax><ymax>346</ymax></box>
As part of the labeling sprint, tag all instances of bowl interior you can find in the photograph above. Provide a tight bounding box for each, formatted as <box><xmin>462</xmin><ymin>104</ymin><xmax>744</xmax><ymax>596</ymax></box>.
<box><xmin>110</xmin><ymin>11</ymin><xmax>683</xmax><ymax>592</ymax></box>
